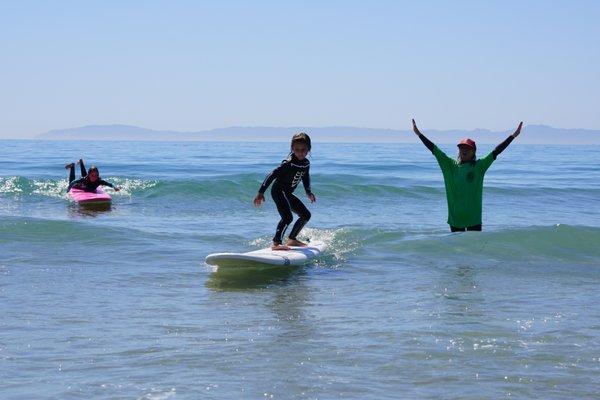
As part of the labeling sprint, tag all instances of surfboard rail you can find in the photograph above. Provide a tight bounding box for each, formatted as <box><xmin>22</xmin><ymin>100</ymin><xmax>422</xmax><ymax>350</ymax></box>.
<box><xmin>68</xmin><ymin>187</ymin><xmax>112</xmax><ymax>204</ymax></box>
<box><xmin>205</xmin><ymin>242</ymin><xmax>326</xmax><ymax>268</ymax></box>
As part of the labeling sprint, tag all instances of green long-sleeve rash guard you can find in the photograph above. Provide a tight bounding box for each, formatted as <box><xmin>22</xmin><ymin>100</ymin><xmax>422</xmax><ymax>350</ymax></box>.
<box><xmin>433</xmin><ymin>146</ymin><xmax>495</xmax><ymax>228</ymax></box>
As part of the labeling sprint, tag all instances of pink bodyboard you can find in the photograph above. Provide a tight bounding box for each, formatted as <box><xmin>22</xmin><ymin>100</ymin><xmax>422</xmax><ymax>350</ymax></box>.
<box><xmin>68</xmin><ymin>187</ymin><xmax>112</xmax><ymax>203</ymax></box>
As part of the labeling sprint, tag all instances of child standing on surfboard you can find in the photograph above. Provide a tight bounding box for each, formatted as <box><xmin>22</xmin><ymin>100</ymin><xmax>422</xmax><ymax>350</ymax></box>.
<box><xmin>254</xmin><ymin>133</ymin><xmax>316</xmax><ymax>251</ymax></box>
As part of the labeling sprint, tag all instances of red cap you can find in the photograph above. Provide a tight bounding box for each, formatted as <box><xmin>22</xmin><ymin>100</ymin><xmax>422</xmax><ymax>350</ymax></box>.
<box><xmin>457</xmin><ymin>138</ymin><xmax>476</xmax><ymax>150</ymax></box>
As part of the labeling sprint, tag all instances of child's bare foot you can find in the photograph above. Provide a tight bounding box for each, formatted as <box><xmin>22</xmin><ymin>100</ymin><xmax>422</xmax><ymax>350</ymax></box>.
<box><xmin>65</xmin><ymin>162</ymin><xmax>74</xmax><ymax>169</ymax></box>
<box><xmin>271</xmin><ymin>243</ymin><xmax>290</xmax><ymax>251</ymax></box>
<box><xmin>286</xmin><ymin>239</ymin><xmax>307</xmax><ymax>247</ymax></box>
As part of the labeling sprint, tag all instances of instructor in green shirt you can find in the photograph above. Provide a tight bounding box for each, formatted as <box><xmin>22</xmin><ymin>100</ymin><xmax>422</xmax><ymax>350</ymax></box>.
<box><xmin>412</xmin><ymin>119</ymin><xmax>523</xmax><ymax>232</ymax></box>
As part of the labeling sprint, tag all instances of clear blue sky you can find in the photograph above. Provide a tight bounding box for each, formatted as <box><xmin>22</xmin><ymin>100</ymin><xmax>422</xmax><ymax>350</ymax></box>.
<box><xmin>1</xmin><ymin>0</ymin><xmax>599</xmax><ymax>138</ymax></box>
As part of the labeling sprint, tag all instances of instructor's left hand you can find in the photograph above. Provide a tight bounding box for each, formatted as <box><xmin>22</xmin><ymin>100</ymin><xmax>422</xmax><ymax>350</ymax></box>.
<box><xmin>512</xmin><ymin>122</ymin><xmax>523</xmax><ymax>138</ymax></box>
<box><xmin>308</xmin><ymin>193</ymin><xmax>316</xmax><ymax>203</ymax></box>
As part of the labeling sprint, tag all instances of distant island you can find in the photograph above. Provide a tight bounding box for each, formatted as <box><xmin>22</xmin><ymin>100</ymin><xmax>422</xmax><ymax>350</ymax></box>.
<box><xmin>35</xmin><ymin>124</ymin><xmax>600</xmax><ymax>144</ymax></box>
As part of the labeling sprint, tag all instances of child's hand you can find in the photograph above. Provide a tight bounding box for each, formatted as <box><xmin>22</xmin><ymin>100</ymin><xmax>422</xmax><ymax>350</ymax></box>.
<box><xmin>114</xmin><ymin>187</ymin><xmax>120</xmax><ymax>192</ymax></box>
<box><xmin>308</xmin><ymin>193</ymin><xmax>316</xmax><ymax>203</ymax></box>
<box><xmin>253</xmin><ymin>193</ymin><xmax>265</xmax><ymax>207</ymax></box>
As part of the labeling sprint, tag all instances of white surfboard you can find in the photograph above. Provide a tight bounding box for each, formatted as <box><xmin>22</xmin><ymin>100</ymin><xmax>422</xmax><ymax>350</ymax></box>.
<box><xmin>205</xmin><ymin>242</ymin><xmax>326</xmax><ymax>268</ymax></box>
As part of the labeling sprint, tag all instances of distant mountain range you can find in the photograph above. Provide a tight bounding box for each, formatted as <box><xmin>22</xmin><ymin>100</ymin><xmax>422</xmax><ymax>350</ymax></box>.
<box><xmin>36</xmin><ymin>124</ymin><xmax>600</xmax><ymax>144</ymax></box>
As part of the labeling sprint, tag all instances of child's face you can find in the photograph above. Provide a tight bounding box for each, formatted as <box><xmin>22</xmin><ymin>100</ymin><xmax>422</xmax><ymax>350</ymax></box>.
<box><xmin>292</xmin><ymin>143</ymin><xmax>308</xmax><ymax>160</ymax></box>
<box><xmin>88</xmin><ymin>170</ymin><xmax>99</xmax><ymax>182</ymax></box>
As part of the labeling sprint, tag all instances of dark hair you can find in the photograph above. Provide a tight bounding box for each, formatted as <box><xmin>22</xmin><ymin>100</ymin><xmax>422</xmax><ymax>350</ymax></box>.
<box><xmin>456</xmin><ymin>152</ymin><xmax>477</xmax><ymax>164</ymax></box>
<box><xmin>290</xmin><ymin>132</ymin><xmax>311</xmax><ymax>152</ymax></box>
<box><xmin>87</xmin><ymin>165</ymin><xmax>99</xmax><ymax>176</ymax></box>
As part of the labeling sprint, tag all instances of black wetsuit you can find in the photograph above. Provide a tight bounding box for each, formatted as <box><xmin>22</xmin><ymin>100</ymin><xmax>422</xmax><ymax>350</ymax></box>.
<box><xmin>259</xmin><ymin>154</ymin><xmax>312</xmax><ymax>244</ymax></box>
<box><xmin>67</xmin><ymin>161</ymin><xmax>115</xmax><ymax>192</ymax></box>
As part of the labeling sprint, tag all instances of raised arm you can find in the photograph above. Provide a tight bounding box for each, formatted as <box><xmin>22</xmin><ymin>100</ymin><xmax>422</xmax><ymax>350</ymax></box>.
<box><xmin>412</xmin><ymin>119</ymin><xmax>435</xmax><ymax>152</ymax></box>
<box><xmin>492</xmin><ymin>121</ymin><xmax>522</xmax><ymax>159</ymax></box>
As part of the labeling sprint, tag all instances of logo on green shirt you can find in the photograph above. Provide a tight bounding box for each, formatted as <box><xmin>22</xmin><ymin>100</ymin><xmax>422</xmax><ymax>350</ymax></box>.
<box><xmin>466</xmin><ymin>171</ymin><xmax>475</xmax><ymax>183</ymax></box>
<box><xmin>433</xmin><ymin>145</ymin><xmax>496</xmax><ymax>228</ymax></box>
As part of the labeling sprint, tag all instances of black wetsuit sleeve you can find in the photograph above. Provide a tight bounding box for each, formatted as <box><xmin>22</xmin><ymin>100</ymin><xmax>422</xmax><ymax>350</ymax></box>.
<box><xmin>98</xmin><ymin>179</ymin><xmax>114</xmax><ymax>188</ymax></box>
<box><xmin>68</xmin><ymin>177</ymin><xmax>85</xmax><ymax>191</ymax></box>
<box><xmin>259</xmin><ymin>163</ymin><xmax>285</xmax><ymax>194</ymax></box>
<box><xmin>302</xmin><ymin>166</ymin><xmax>312</xmax><ymax>194</ymax></box>
<box><xmin>492</xmin><ymin>135</ymin><xmax>514</xmax><ymax>159</ymax></box>
<box><xmin>417</xmin><ymin>133</ymin><xmax>435</xmax><ymax>153</ymax></box>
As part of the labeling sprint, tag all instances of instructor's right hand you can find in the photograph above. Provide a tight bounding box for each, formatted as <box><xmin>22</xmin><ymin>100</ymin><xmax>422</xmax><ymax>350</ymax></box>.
<box><xmin>412</xmin><ymin>119</ymin><xmax>422</xmax><ymax>136</ymax></box>
<box><xmin>253</xmin><ymin>193</ymin><xmax>265</xmax><ymax>207</ymax></box>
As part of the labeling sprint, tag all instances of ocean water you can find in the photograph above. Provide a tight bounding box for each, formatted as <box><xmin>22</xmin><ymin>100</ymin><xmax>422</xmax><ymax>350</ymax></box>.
<box><xmin>1</xmin><ymin>140</ymin><xmax>599</xmax><ymax>399</ymax></box>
